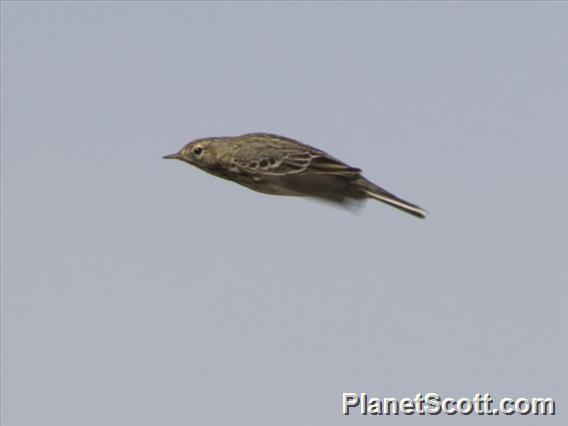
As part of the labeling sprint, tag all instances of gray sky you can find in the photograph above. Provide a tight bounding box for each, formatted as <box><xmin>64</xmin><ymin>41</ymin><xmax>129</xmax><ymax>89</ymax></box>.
<box><xmin>1</xmin><ymin>2</ymin><xmax>567</xmax><ymax>425</ymax></box>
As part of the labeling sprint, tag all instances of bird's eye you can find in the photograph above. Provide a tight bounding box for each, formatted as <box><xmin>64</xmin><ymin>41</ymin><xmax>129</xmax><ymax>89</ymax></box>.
<box><xmin>193</xmin><ymin>146</ymin><xmax>203</xmax><ymax>156</ymax></box>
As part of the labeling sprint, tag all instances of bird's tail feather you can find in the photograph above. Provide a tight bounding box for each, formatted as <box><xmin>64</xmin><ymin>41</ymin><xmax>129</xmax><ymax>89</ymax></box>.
<box><xmin>360</xmin><ymin>180</ymin><xmax>428</xmax><ymax>219</ymax></box>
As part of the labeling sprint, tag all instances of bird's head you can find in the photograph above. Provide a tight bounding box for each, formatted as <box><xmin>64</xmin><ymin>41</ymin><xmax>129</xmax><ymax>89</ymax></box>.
<box><xmin>163</xmin><ymin>138</ymin><xmax>218</xmax><ymax>169</ymax></box>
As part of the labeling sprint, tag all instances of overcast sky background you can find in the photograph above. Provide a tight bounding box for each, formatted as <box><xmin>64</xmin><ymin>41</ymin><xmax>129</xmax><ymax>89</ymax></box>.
<box><xmin>1</xmin><ymin>2</ymin><xmax>567</xmax><ymax>425</ymax></box>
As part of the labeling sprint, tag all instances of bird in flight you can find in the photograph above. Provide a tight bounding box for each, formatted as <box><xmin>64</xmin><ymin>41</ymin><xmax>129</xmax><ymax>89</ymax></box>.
<box><xmin>164</xmin><ymin>133</ymin><xmax>427</xmax><ymax>218</ymax></box>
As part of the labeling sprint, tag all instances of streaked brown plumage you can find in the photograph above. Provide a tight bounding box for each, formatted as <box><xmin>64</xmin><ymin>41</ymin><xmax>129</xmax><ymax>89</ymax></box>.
<box><xmin>163</xmin><ymin>133</ymin><xmax>427</xmax><ymax>218</ymax></box>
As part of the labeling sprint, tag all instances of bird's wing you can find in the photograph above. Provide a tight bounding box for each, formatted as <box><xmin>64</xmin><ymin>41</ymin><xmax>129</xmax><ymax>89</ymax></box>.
<box><xmin>232</xmin><ymin>135</ymin><xmax>361</xmax><ymax>177</ymax></box>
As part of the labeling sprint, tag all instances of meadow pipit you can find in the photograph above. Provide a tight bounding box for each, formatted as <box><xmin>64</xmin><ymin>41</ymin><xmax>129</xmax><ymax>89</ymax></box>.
<box><xmin>164</xmin><ymin>133</ymin><xmax>427</xmax><ymax>218</ymax></box>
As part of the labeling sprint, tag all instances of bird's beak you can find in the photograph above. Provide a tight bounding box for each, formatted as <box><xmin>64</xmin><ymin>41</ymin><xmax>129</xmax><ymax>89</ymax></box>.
<box><xmin>163</xmin><ymin>152</ymin><xmax>181</xmax><ymax>160</ymax></box>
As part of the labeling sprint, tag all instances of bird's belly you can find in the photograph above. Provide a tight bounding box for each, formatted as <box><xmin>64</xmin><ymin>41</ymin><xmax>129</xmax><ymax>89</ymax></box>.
<box><xmin>240</xmin><ymin>179</ymin><xmax>303</xmax><ymax>196</ymax></box>
<box><xmin>223</xmin><ymin>173</ymin><xmax>300</xmax><ymax>196</ymax></box>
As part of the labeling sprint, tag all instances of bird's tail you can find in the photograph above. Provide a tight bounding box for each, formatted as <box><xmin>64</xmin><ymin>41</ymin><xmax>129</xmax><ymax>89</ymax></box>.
<box><xmin>358</xmin><ymin>179</ymin><xmax>428</xmax><ymax>219</ymax></box>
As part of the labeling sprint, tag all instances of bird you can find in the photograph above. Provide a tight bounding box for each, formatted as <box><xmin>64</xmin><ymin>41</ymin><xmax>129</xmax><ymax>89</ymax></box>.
<box><xmin>163</xmin><ymin>132</ymin><xmax>427</xmax><ymax>218</ymax></box>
